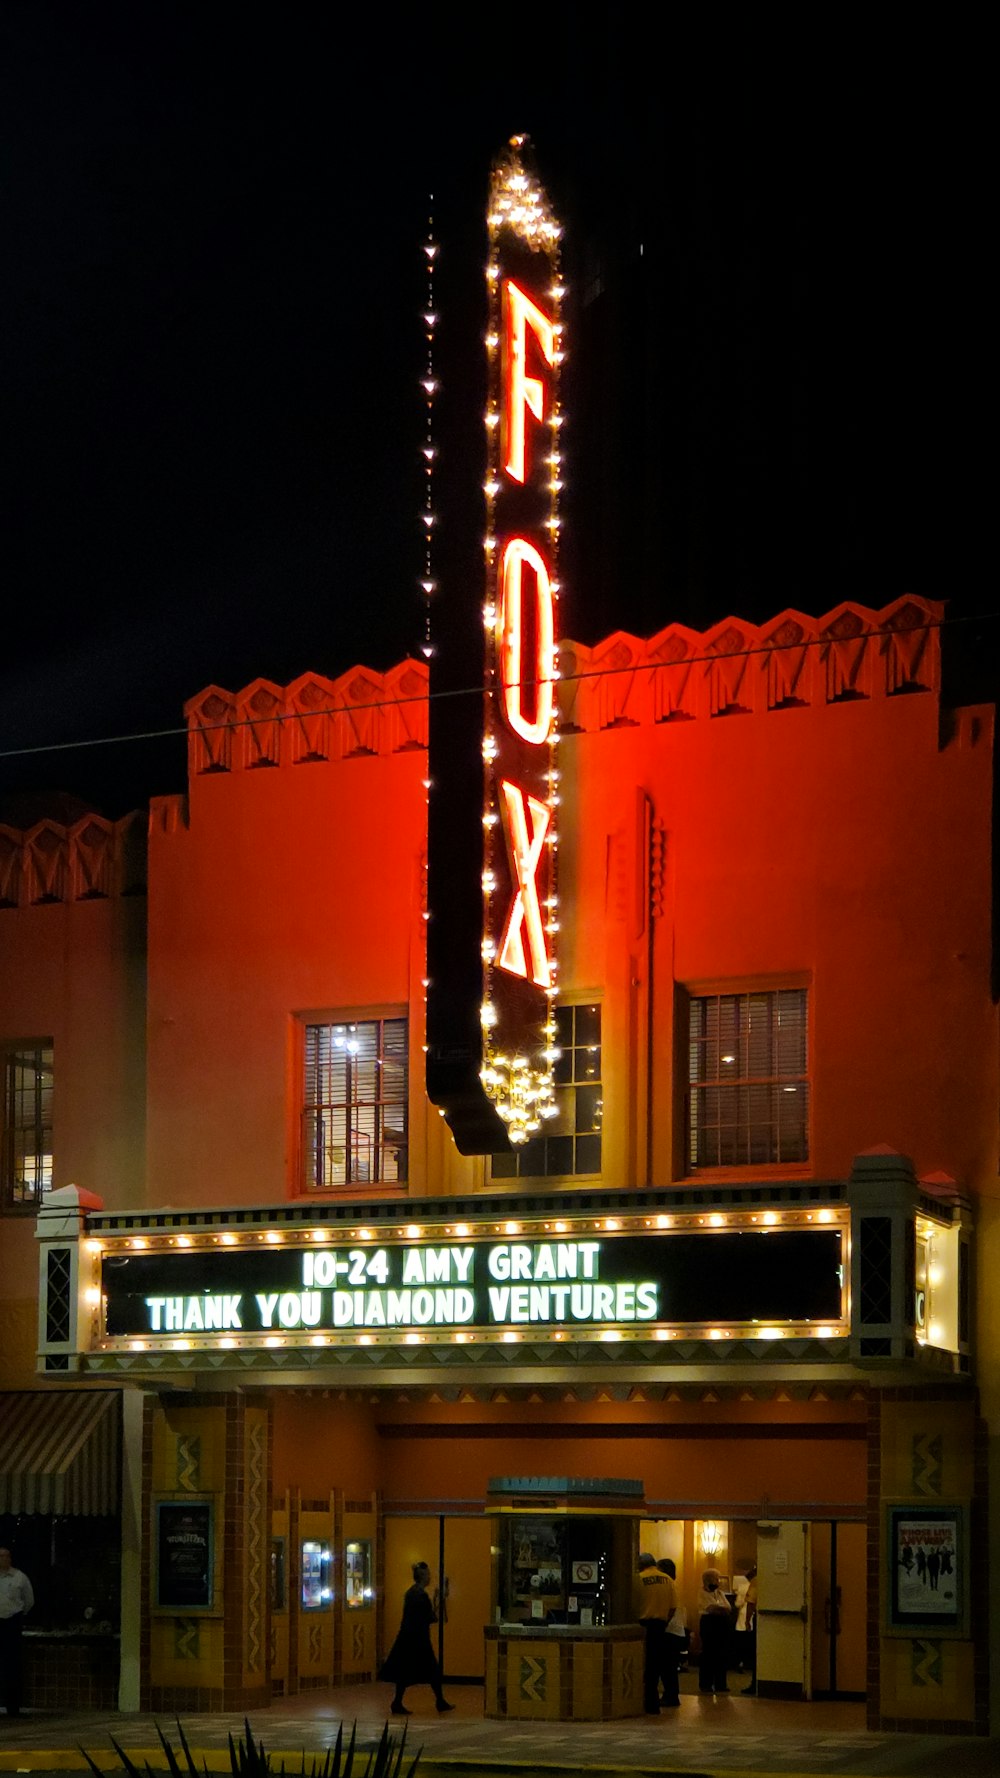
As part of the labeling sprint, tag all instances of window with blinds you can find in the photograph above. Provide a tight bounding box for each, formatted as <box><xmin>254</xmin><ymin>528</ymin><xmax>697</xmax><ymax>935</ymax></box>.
<box><xmin>302</xmin><ymin>1019</ymin><xmax>407</xmax><ymax>1191</ymax></box>
<box><xmin>491</xmin><ymin>1003</ymin><xmax>603</xmax><ymax>1180</ymax></box>
<box><xmin>688</xmin><ymin>989</ymin><xmax>808</xmax><ymax>1168</ymax></box>
<box><xmin>2</xmin><ymin>1043</ymin><xmax>54</xmax><ymax>1212</ymax></box>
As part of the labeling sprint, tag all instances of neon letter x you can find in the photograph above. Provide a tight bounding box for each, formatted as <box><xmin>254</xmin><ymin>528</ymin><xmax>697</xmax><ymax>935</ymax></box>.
<box><xmin>497</xmin><ymin>781</ymin><xmax>551</xmax><ymax>987</ymax></box>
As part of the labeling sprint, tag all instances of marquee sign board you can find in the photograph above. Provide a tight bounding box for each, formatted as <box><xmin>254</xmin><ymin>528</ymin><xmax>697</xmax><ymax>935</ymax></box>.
<box><xmin>100</xmin><ymin>1227</ymin><xmax>843</xmax><ymax>1344</ymax></box>
<box><xmin>426</xmin><ymin>138</ymin><xmax>562</xmax><ymax>1154</ymax></box>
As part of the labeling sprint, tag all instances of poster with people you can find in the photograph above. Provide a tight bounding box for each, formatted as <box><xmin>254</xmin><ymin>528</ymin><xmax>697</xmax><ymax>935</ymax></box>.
<box><xmin>888</xmin><ymin>1508</ymin><xmax>962</xmax><ymax>1629</ymax></box>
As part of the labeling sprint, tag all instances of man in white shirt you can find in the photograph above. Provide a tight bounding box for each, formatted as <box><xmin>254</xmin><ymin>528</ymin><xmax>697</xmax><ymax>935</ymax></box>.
<box><xmin>0</xmin><ymin>1547</ymin><xmax>34</xmax><ymax>1717</ymax></box>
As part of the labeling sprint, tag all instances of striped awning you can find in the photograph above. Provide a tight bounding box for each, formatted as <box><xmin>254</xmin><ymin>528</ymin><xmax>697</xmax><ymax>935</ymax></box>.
<box><xmin>0</xmin><ymin>1390</ymin><xmax>119</xmax><ymax>1516</ymax></box>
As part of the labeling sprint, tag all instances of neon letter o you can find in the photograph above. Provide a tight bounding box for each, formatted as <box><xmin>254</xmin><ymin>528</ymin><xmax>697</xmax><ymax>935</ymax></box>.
<box><xmin>498</xmin><ymin>538</ymin><xmax>554</xmax><ymax>745</ymax></box>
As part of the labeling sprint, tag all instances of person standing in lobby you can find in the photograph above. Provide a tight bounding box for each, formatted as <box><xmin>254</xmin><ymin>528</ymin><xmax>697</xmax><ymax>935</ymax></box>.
<box><xmin>697</xmin><ymin>1567</ymin><xmax>733</xmax><ymax>1694</ymax></box>
<box><xmin>0</xmin><ymin>1547</ymin><xmax>34</xmax><ymax>1718</ymax></box>
<box><xmin>657</xmin><ymin>1558</ymin><xmax>686</xmax><ymax>1703</ymax></box>
<box><xmin>636</xmin><ymin>1551</ymin><xmax>679</xmax><ymax>1712</ymax></box>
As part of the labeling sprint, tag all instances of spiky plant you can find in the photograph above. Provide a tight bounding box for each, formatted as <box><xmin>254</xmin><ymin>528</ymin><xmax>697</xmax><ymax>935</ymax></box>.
<box><xmin>81</xmin><ymin>1715</ymin><xmax>421</xmax><ymax>1778</ymax></box>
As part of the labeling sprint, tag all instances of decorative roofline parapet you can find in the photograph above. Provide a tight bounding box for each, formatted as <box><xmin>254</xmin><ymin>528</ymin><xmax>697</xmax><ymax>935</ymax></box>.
<box><xmin>0</xmin><ymin>812</ymin><xmax>146</xmax><ymax>910</ymax></box>
<box><xmin>558</xmin><ymin>597</ymin><xmax>944</xmax><ymax>731</ymax></box>
<box><xmin>181</xmin><ymin>598</ymin><xmax>944</xmax><ymax>777</ymax></box>
<box><xmin>184</xmin><ymin>660</ymin><xmax>431</xmax><ymax>776</ymax></box>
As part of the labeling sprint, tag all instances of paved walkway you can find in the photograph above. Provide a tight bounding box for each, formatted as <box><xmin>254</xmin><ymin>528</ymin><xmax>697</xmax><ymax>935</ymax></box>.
<box><xmin>0</xmin><ymin>1680</ymin><xmax>995</xmax><ymax>1778</ymax></box>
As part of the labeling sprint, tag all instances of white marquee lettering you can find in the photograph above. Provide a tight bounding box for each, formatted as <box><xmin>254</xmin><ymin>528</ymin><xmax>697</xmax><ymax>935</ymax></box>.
<box><xmin>636</xmin><ymin>1282</ymin><xmax>658</xmax><ymax>1319</ymax></box>
<box><xmin>137</xmin><ymin>1248</ymin><xmax>660</xmax><ymax>1339</ymax></box>
<box><xmin>205</xmin><ymin>1294</ymin><xmax>243</xmax><ymax>1330</ymax></box>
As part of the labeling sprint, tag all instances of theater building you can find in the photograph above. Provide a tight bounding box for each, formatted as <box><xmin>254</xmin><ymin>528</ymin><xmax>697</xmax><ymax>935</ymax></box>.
<box><xmin>0</xmin><ymin>589</ymin><xmax>996</xmax><ymax>1734</ymax></box>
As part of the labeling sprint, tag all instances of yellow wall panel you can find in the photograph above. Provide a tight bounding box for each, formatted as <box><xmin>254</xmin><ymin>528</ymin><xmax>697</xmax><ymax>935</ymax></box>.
<box><xmin>484</xmin><ymin>1636</ymin><xmax>499</xmax><ymax>1714</ymax></box>
<box><xmin>504</xmin><ymin>1639</ymin><xmax>560</xmax><ymax>1718</ymax></box>
<box><xmin>150</xmin><ymin>1614</ymin><xmax>226</xmax><ymax>1686</ymax></box>
<box><xmin>880</xmin><ymin>1400</ymin><xmax>975</xmax><ymax>1501</ymax></box>
<box><xmin>611</xmin><ymin>1638</ymin><xmax>642</xmax><ymax>1716</ymax></box>
<box><xmin>151</xmin><ymin>1404</ymin><xmax>227</xmax><ymax>1494</ymax></box>
<box><xmin>298</xmin><ymin>1613</ymin><xmax>334</xmax><ymax>1681</ymax></box>
<box><xmin>880</xmin><ymin>1636</ymin><xmax>976</xmax><ymax>1721</ymax></box>
<box><xmin>342</xmin><ymin>1502</ymin><xmax>377</xmax><ymax>1678</ymax></box>
<box><xmin>571</xmin><ymin>1637</ymin><xmax>603</xmax><ymax>1719</ymax></box>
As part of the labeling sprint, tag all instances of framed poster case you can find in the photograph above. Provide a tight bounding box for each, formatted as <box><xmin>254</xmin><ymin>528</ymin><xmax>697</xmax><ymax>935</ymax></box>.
<box><xmin>155</xmin><ymin>1499</ymin><xmax>215</xmax><ymax>1611</ymax></box>
<box><xmin>886</xmin><ymin>1504</ymin><xmax>965</xmax><ymax>1634</ymax></box>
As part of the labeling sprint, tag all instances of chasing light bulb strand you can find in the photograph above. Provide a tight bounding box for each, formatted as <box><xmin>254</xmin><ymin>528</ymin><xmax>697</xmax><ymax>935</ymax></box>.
<box><xmin>420</xmin><ymin>204</ymin><xmax>437</xmax><ymax>664</ymax></box>
<box><xmin>480</xmin><ymin>137</ymin><xmax>563</xmax><ymax>1143</ymax></box>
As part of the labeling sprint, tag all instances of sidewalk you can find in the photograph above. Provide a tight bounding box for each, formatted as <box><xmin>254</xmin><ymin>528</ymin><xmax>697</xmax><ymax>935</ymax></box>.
<box><xmin>0</xmin><ymin>1681</ymin><xmax>995</xmax><ymax>1778</ymax></box>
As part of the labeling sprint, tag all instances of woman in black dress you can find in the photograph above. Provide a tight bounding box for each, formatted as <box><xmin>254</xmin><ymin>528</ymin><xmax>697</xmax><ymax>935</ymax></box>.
<box><xmin>380</xmin><ymin>1561</ymin><xmax>454</xmax><ymax>1715</ymax></box>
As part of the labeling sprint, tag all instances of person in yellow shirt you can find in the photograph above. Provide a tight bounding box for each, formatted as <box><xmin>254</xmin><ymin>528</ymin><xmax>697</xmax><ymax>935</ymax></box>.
<box><xmin>658</xmin><ymin>1558</ymin><xmax>686</xmax><ymax>1699</ymax></box>
<box><xmin>636</xmin><ymin>1551</ymin><xmax>679</xmax><ymax>1712</ymax></box>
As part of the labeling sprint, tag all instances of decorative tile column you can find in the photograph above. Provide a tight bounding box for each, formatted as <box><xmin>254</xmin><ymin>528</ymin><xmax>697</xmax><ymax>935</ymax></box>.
<box><xmin>850</xmin><ymin>1152</ymin><xmax>986</xmax><ymax>1734</ymax></box>
<box><xmin>142</xmin><ymin>1391</ymin><xmax>271</xmax><ymax>1713</ymax></box>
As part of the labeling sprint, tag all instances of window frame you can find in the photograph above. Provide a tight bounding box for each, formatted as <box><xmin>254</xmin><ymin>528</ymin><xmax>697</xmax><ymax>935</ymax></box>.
<box><xmin>296</xmin><ymin>1009</ymin><xmax>409</xmax><ymax>1197</ymax></box>
<box><xmin>1</xmin><ymin>1038</ymin><xmax>55</xmax><ymax>1215</ymax></box>
<box><xmin>683</xmin><ymin>976</ymin><xmax>812</xmax><ymax>1178</ymax></box>
<box><xmin>490</xmin><ymin>999</ymin><xmax>604</xmax><ymax>1185</ymax></box>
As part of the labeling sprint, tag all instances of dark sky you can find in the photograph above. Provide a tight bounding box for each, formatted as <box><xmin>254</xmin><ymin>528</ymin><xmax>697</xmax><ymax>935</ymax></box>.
<box><xmin>0</xmin><ymin>5</ymin><xmax>988</xmax><ymax>816</ymax></box>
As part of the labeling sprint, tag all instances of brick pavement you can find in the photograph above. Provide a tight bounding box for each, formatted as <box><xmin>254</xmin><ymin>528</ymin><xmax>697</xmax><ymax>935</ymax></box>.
<box><xmin>0</xmin><ymin>1681</ymin><xmax>997</xmax><ymax>1777</ymax></box>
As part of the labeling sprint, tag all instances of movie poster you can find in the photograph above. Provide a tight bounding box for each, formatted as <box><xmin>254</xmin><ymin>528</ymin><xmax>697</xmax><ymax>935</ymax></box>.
<box><xmin>888</xmin><ymin>1508</ymin><xmax>962</xmax><ymax>1629</ymax></box>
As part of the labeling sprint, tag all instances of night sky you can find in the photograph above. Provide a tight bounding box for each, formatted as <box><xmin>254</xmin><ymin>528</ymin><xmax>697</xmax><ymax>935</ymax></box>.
<box><xmin>0</xmin><ymin>6</ymin><xmax>988</xmax><ymax>817</ymax></box>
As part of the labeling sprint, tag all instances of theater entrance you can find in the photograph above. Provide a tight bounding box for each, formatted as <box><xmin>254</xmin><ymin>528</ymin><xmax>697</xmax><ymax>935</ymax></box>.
<box><xmin>639</xmin><ymin>1515</ymin><xmax>866</xmax><ymax>1701</ymax></box>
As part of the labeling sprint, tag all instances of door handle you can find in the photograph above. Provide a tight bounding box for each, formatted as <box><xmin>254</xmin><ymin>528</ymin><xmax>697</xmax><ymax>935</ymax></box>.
<box><xmin>761</xmin><ymin>1607</ymin><xmax>808</xmax><ymax>1621</ymax></box>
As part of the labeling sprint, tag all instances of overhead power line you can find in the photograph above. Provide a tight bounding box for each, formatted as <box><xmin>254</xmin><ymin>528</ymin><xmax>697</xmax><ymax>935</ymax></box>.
<box><xmin>0</xmin><ymin>609</ymin><xmax>994</xmax><ymax>765</ymax></box>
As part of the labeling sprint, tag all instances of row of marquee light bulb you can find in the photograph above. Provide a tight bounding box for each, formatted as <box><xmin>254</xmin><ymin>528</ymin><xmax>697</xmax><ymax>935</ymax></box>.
<box><xmin>478</xmin><ymin>231</ymin><xmax>566</xmax><ymax>1143</ymax></box>
<box><xmin>103</xmin><ymin>1327</ymin><xmax>848</xmax><ymax>1353</ymax></box>
<box><xmin>99</xmin><ymin>1322</ymin><xmax>849</xmax><ymax>1354</ymax></box>
<box><xmin>86</xmin><ymin>1205</ymin><xmax>846</xmax><ymax>1253</ymax></box>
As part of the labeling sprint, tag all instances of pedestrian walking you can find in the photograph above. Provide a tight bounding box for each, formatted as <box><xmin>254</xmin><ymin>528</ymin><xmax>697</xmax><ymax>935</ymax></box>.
<box><xmin>379</xmin><ymin>1561</ymin><xmax>454</xmax><ymax>1716</ymax></box>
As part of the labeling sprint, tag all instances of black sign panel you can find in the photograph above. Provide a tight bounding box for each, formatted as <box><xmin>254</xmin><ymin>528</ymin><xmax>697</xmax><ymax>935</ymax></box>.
<box><xmin>103</xmin><ymin>1229</ymin><xmax>842</xmax><ymax>1339</ymax></box>
<box><xmin>156</xmin><ymin>1501</ymin><xmax>213</xmax><ymax>1609</ymax></box>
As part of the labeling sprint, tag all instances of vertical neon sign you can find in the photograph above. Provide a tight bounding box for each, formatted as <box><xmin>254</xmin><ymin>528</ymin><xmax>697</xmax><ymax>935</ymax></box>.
<box><xmin>479</xmin><ymin>139</ymin><xmax>563</xmax><ymax>1144</ymax></box>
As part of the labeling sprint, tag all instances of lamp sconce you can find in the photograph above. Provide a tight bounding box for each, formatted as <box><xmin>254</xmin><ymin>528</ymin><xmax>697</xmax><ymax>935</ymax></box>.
<box><xmin>699</xmin><ymin>1519</ymin><xmax>724</xmax><ymax>1558</ymax></box>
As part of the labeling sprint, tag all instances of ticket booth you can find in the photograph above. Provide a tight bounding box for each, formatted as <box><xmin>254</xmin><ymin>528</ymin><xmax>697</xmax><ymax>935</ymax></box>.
<box><xmin>484</xmin><ymin>1477</ymin><xmax>645</xmax><ymax>1721</ymax></box>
